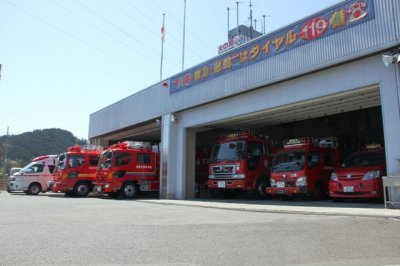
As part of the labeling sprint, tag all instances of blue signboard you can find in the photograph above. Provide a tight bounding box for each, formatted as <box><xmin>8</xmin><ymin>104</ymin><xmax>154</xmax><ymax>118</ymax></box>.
<box><xmin>169</xmin><ymin>0</ymin><xmax>374</xmax><ymax>94</ymax></box>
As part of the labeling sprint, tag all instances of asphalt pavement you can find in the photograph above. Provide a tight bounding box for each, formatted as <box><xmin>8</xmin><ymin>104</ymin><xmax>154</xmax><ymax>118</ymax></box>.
<box><xmin>1</xmin><ymin>192</ymin><xmax>400</xmax><ymax>266</ymax></box>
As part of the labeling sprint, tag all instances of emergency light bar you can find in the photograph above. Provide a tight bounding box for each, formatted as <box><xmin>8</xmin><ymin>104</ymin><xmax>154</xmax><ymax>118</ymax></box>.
<box><xmin>123</xmin><ymin>141</ymin><xmax>152</xmax><ymax>150</ymax></box>
<box><xmin>366</xmin><ymin>144</ymin><xmax>383</xmax><ymax>149</ymax></box>
<box><xmin>67</xmin><ymin>145</ymin><xmax>103</xmax><ymax>153</ymax></box>
<box><xmin>284</xmin><ymin>137</ymin><xmax>338</xmax><ymax>148</ymax></box>
<box><xmin>284</xmin><ymin>137</ymin><xmax>315</xmax><ymax>147</ymax></box>
<box><xmin>220</xmin><ymin>131</ymin><xmax>252</xmax><ymax>140</ymax></box>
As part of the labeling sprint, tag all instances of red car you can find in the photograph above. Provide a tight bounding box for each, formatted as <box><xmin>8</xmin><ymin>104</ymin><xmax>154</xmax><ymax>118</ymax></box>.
<box><xmin>329</xmin><ymin>147</ymin><xmax>386</xmax><ymax>201</ymax></box>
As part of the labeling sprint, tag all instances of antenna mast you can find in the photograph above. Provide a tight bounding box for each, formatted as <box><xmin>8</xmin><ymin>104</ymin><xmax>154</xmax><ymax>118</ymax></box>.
<box><xmin>227</xmin><ymin>7</ymin><xmax>230</xmax><ymax>40</ymax></box>
<box><xmin>249</xmin><ymin>0</ymin><xmax>253</xmax><ymax>38</ymax></box>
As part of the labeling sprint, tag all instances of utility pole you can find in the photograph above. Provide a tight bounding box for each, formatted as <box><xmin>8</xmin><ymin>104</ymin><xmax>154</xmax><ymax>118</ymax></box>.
<box><xmin>3</xmin><ymin>126</ymin><xmax>9</xmax><ymax>177</ymax></box>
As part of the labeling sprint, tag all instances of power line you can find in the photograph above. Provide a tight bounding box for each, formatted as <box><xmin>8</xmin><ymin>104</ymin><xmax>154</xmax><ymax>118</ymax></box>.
<box><xmin>51</xmin><ymin>0</ymin><xmax>177</xmax><ymax>73</ymax></box>
<box><xmin>149</xmin><ymin>0</ymin><xmax>210</xmax><ymax>63</ymax></box>
<box><xmin>4</xmin><ymin>0</ymin><xmax>157</xmax><ymax>81</ymax></box>
<box><xmin>108</xmin><ymin>0</ymin><xmax>206</xmax><ymax>69</ymax></box>
<box><xmin>104</xmin><ymin>0</ymin><xmax>182</xmax><ymax>69</ymax></box>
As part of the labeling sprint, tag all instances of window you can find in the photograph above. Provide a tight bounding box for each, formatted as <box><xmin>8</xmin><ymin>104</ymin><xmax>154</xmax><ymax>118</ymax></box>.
<box><xmin>137</xmin><ymin>153</ymin><xmax>151</xmax><ymax>164</ymax></box>
<box><xmin>115</xmin><ymin>153</ymin><xmax>131</xmax><ymax>166</ymax></box>
<box><xmin>89</xmin><ymin>156</ymin><xmax>99</xmax><ymax>166</ymax></box>
<box><xmin>57</xmin><ymin>153</ymin><xmax>67</xmax><ymax>170</ymax></box>
<box><xmin>68</xmin><ymin>155</ymin><xmax>84</xmax><ymax>168</ymax></box>
<box><xmin>98</xmin><ymin>151</ymin><xmax>112</xmax><ymax>169</ymax></box>
<box><xmin>48</xmin><ymin>165</ymin><xmax>55</xmax><ymax>174</ymax></box>
<box><xmin>247</xmin><ymin>142</ymin><xmax>263</xmax><ymax>157</ymax></box>
<box><xmin>28</xmin><ymin>163</ymin><xmax>45</xmax><ymax>173</ymax></box>
<box><xmin>324</xmin><ymin>152</ymin><xmax>335</xmax><ymax>167</ymax></box>
<box><xmin>307</xmin><ymin>151</ymin><xmax>320</xmax><ymax>168</ymax></box>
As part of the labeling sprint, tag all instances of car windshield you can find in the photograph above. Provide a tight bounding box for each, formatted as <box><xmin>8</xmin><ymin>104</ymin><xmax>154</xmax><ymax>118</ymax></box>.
<box><xmin>56</xmin><ymin>153</ymin><xmax>67</xmax><ymax>170</ymax></box>
<box><xmin>20</xmin><ymin>161</ymin><xmax>45</xmax><ymax>173</ymax></box>
<box><xmin>210</xmin><ymin>141</ymin><xmax>246</xmax><ymax>162</ymax></box>
<box><xmin>98</xmin><ymin>151</ymin><xmax>113</xmax><ymax>169</ymax></box>
<box><xmin>342</xmin><ymin>151</ymin><xmax>385</xmax><ymax>167</ymax></box>
<box><xmin>272</xmin><ymin>150</ymin><xmax>305</xmax><ymax>172</ymax></box>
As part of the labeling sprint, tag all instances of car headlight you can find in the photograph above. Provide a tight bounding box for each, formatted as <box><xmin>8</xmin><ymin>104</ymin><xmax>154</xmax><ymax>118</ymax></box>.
<box><xmin>270</xmin><ymin>178</ymin><xmax>276</xmax><ymax>187</ymax></box>
<box><xmin>296</xmin><ymin>176</ymin><xmax>307</xmax><ymax>187</ymax></box>
<box><xmin>233</xmin><ymin>174</ymin><xmax>245</xmax><ymax>179</ymax></box>
<box><xmin>208</xmin><ymin>174</ymin><xmax>215</xmax><ymax>179</ymax></box>
<box><xmin>362</xmin><ymin>171</ymin><xmax>381</xmax><ymax>180</ymax></box>
<box><xmin>331</xmin><ymin>172</ymin><xmax>338</xmax><ymax>181</ymax></box>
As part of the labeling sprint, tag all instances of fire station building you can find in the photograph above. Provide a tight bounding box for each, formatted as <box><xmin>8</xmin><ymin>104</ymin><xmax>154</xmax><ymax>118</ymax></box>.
<box><xmin>89</xmin><ymin>0</ymin><xmax>400</xmax><ymax>202</ymax></box>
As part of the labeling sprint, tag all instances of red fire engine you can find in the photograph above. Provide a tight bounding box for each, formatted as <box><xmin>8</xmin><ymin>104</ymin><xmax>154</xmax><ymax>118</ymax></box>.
<box><xmin>329</xmin><ymin>145</ymin><xmax>386</xmax><ymax>201</ymax></box>
<box><xmin>207</xmin><ymin>131</ymin><xmax>274</xmax><ymax>199</ymax></box>
<box><xmin>50</xmin><ymin>145</ymin><xmax>102</xmax><ymax>197</ymax></box>
<box><xmin>266</xmin><ymin>137</ymin><xmax>340</xmax><ymax>200</ymax></box>
<box><xmin>94</xmin><ymin>141</ymin><xmax>160</xmax><ymax>198</ymax></box>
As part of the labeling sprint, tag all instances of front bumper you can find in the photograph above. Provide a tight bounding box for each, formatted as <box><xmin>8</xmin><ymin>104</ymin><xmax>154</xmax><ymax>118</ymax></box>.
<box><xmin>7</xmin><ymin>181</ymin><xmax>23</xmax><ymax>192</ymax></box>
<box><xmin>94</xmin><ymin>183</ymin><xmax>114</xmax><ymax>193</ymax></box>
<box><xmin>51</xmin><ymin>182</ymin><xmax>73</xmax><ymax>193</ymax></box>
<box><xmin>329</xmin><ymin>181</ymin><xmax>383</xmax><ymax>199</ymax></box>
<box><xmin>207</xmin><ymin>179</ymin><xmax>252</xmax><ymax>191</ymax></box>
<box><xmin>266</xmin><ymin>186</ymin><xmax>308</xmax><ymax>196</ymax></box>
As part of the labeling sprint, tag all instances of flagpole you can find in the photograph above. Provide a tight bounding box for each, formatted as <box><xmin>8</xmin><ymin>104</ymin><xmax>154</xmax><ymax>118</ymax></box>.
<box><xmin>182</xmin><ymin>0</ymin><xmax>186</xmax><ymax>71</ymax></box>
<box><xmin>160</xmin><ymin>13</ymin><xmax>165</xmax><ymax>81</ymax></box>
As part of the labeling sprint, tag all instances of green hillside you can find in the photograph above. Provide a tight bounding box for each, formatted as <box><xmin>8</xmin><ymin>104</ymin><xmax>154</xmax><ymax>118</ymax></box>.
<box><xmin>0</xmin><ymin>128</ymin><xmax>87</xmax><ymax>175</ymax></box>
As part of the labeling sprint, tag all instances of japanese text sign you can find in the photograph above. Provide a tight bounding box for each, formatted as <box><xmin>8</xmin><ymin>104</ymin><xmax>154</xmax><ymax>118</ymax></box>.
<box><xmin>169</xmin><ymin>0</ymin><xmax>374</xmax><ymax>94</ymax></box>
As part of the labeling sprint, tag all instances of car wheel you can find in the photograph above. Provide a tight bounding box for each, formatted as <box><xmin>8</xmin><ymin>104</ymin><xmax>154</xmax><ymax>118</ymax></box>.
<box><xmin>27</xmin><ymin>183</ymin><xmax>41</xmax><ymax>195</ymax></box>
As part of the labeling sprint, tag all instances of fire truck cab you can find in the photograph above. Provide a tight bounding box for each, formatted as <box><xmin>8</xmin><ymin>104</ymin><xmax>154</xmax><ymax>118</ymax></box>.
<box><xmin>329</xmin><ymin>145</ymin><xmax>385</xmax><ymax>201</ymax></box>
<box><xmin>207</xmin><ymin>131</ymin><xmax>273</xmax><ymax>199</ymax></box>
<box><xmin>266</xmin><ymin>137</ymin><xmax>339</xmax><ymax>200</ymax></box>
<box><xmin>7</xmin><ymin>155</ymin><xmax>57</xmax><ymax>195</ymax></box>
<box><xmin>49</xmin><ymin>145</ymin><xmax>102</xmax><ymax>197</ymax></box>
<box><xmin>94</xmin><ymin>141</ymin><xmax>160</xmax><ymax>198</ymax></box>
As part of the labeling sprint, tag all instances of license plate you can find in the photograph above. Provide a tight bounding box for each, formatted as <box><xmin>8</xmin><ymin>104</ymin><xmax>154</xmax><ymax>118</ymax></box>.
<box><xmin>343</xmin><ymin>186</ymin><xmax>354</xmax><ymax>193</ymax></box>
<box><xmin>277</xmin><ymin>182</ymin><xmax>285</xmax><ymax>188</ymax></box>
<box><xmin>217</xmin><ymin>181</ymin><xmax>226</xmax><ymax>188</ymax></box>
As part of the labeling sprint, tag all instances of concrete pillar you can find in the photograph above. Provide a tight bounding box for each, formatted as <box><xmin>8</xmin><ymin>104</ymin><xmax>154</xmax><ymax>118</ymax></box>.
<box><xmin>380</xmin><ymin>62</ymin><xmax>400</xmax><ymax>203</ymax></box>
<box><xmin>159</xmin><ymin>113</ymin><xmax>196</xmax><ymax>200</ymax></box>
<box><xmin>160</xmin><ymin>113</ymin><xmax>178</xmax><ymax>199</ymax></box>
<box><xmin>184</xmin><ymin>128</ymin><xmax>196</xmax><ymax>199</ymax></box>
<box><xmin>381</xmin><ymin>63</ymin><xmax>400</xmax><ymax>175</ymax></box>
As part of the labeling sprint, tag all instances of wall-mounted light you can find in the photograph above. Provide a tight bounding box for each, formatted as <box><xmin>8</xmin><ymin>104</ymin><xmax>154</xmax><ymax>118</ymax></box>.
<box><xmin>382</xmin><ymin>53</ymin><xmax>400</xmax><ymax>67</ymax></box>
<box><xmin>170</xmin><ymin>113</ymin><xmax>178</xmax><ymax>123</ymax></box>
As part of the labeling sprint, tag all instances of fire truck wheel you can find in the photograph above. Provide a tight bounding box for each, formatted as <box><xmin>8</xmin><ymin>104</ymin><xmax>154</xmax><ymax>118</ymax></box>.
<box><xmin>121</xmin><ymin>183</ymin><xmax>138</xmax><ymax>198</ymax></box>
<box><xmin>27</xmin><ymin>183</ymin><xmax>41</xmax><ymax>195</ymax></box>
<box><xmin>254</xmin><ymin>179</ymin><xmax>269</xmax><ymax>199</ymax></box>
<box><xmin>73</xmin><ymin>182</ymin><xmax>90</xmax><ymax>197</ymax></box>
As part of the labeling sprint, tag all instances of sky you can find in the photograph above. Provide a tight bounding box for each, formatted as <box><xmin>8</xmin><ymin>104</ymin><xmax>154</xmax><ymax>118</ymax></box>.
<box><xmin>0</xmin><ymin>0</ymin><xmax>341</xmax><ymax>139</ymax></box>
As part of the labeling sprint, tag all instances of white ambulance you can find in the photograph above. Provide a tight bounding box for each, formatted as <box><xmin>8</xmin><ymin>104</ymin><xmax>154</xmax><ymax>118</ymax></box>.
<box><xmin>7</xmin><ymin>155</ymin><xmax>57</xmax><ymax>195</ymax></box>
